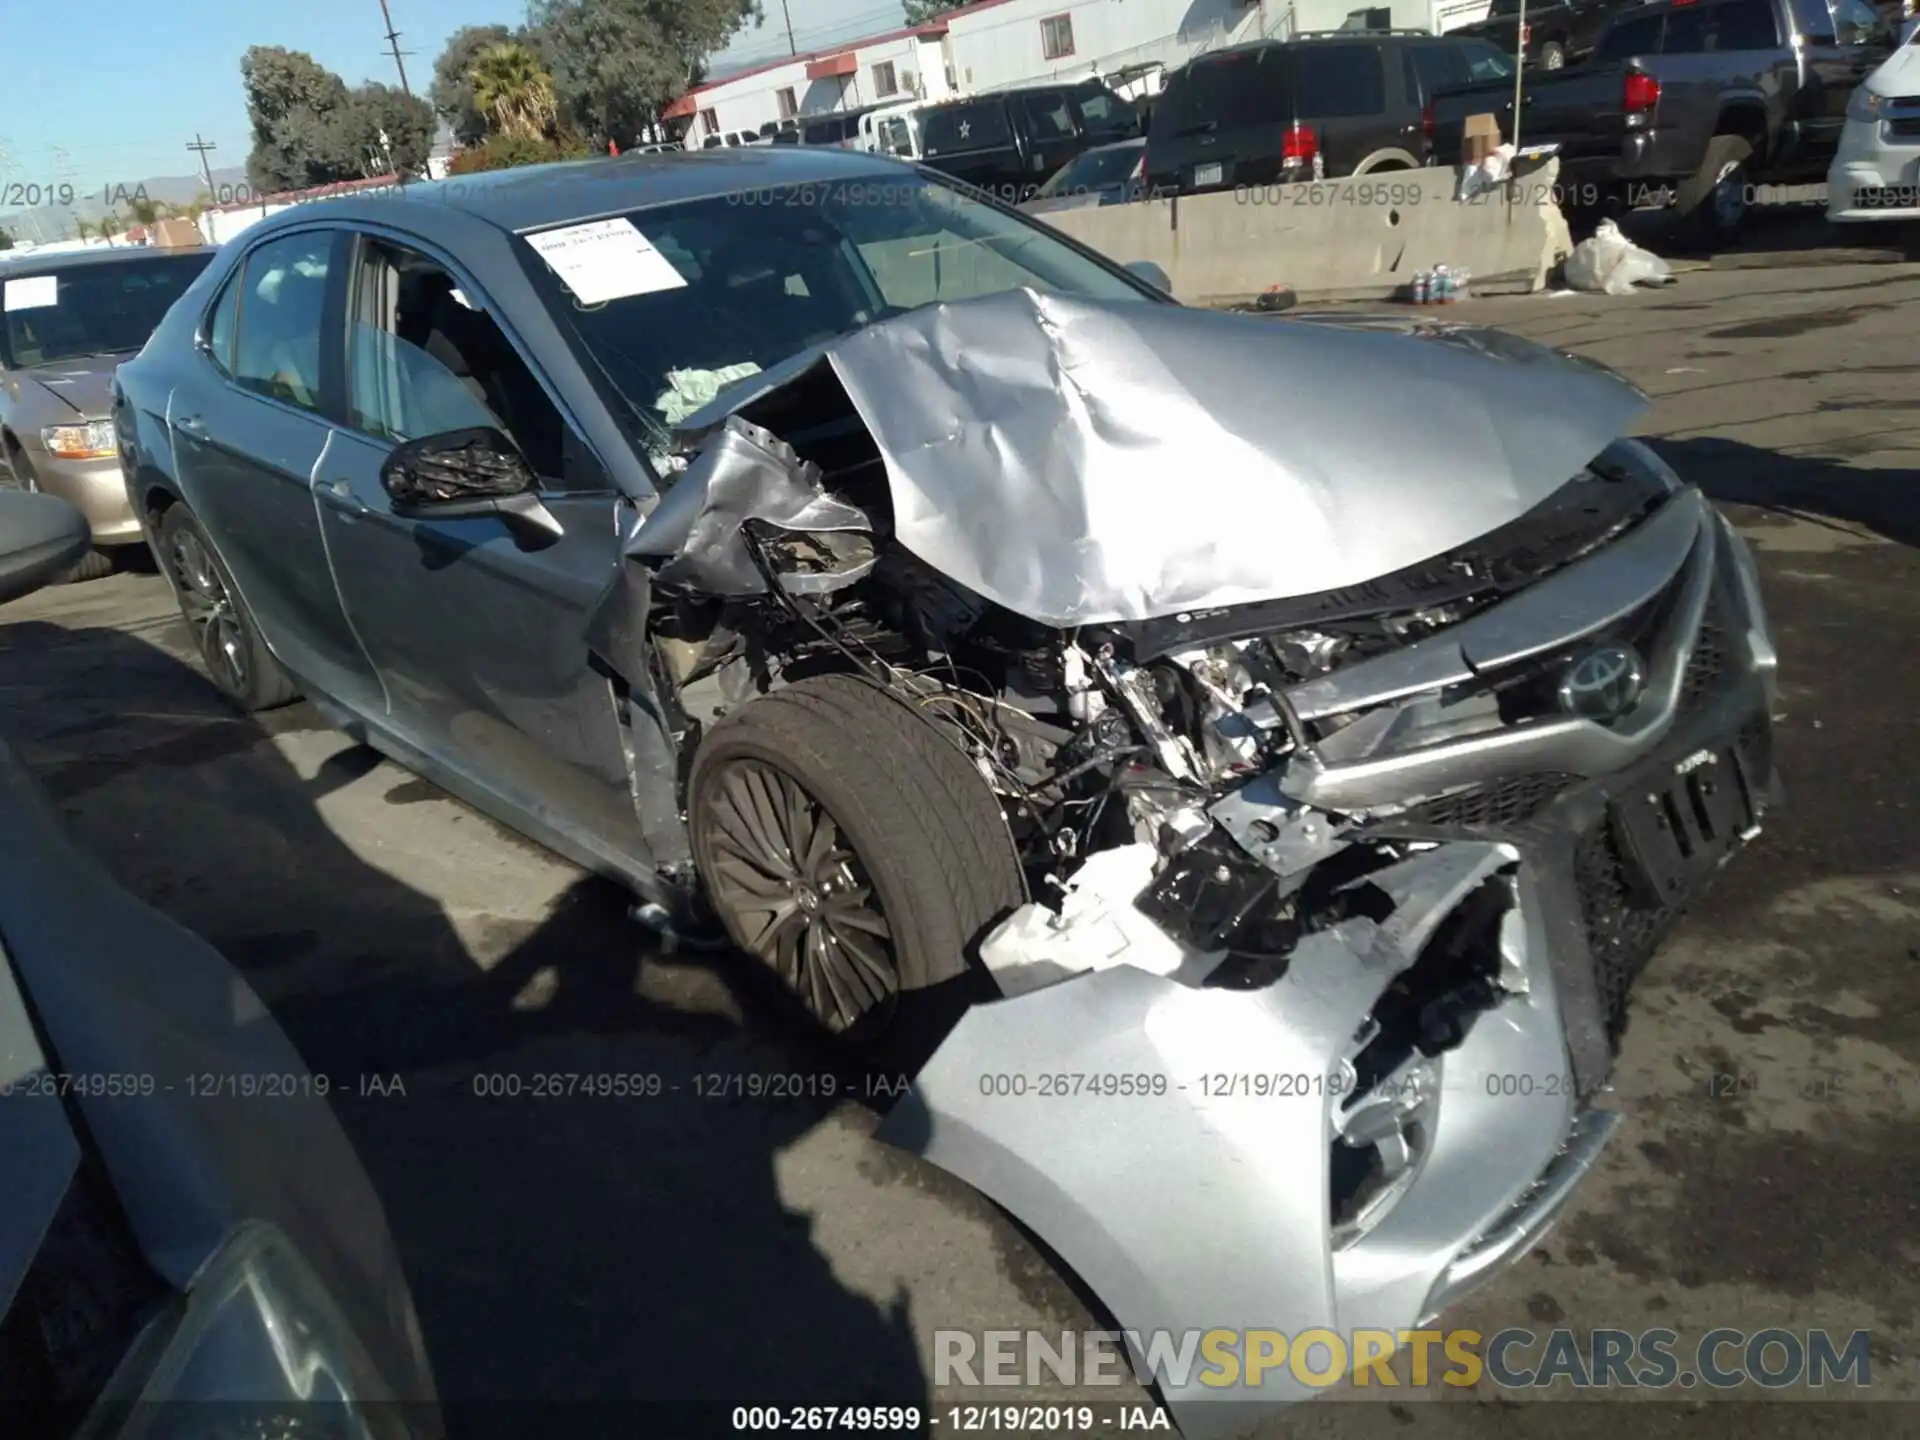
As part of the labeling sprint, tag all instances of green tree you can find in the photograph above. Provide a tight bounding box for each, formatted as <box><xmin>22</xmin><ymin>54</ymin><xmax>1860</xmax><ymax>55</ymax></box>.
<box><xmin>431</xmin><ymin>23</ymin><xmax>516</xmax><ymax>146</ymax></box>
<box><xmin>901</xmin><ymin>0</ymin><xmax>966</xmax><ymax>23</ymax></box>
<box><xmin>128</xmin><ymin>195</ymin><xmax>161</xmax><ymax>228</ymax></box>
<box><xmin>241</xmin><ymin>45</ymin><xmax>357</xmax><ymax>192</ymax></box>
<box><xmin>73</xmin><ymin>218</ymin><xmax>93</xmax><ymax>241</ymax></box>
<box><xmin>471</xmin><ymin>41</ymin><xmax>559</xmax><ymax>141</ymax></box>
<box><xmin>530</xmin><ymin>0</ymin><xmax>761</xmax><ymax>148</ymax></box>
<box><xmin>0</xmin><ymin>228</ymin><xmax>13</xmax><ymax>250</ymax></box>
<box><xmin>339</xmin><ymin>81</ymin><xmax>438</xmax><ymax>176</ymax></box>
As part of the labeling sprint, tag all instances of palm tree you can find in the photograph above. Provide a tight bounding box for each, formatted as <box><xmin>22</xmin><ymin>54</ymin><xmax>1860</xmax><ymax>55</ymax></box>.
<box><xmin>469</xmin><ymin>42</ymin><xmax>557</xmax><ymax>142</ymax></box>
<box><xmin>73</xmin><ymin>217</ymin><xmax>93</xmax><ymax>242</ymax></box>
<box><xmin>100</xmin><ymin>210</ymin><xmax>124</xmax><ymax>245</ymax></box>
<box><xmin>128</xmin><ymin>195</ymin><xmax>161</xmax><ymax>228</ymax></box>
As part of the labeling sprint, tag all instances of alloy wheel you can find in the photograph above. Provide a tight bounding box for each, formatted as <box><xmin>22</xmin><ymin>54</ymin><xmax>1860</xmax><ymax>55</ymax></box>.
<box><xmin>169</xmin><ymin>528</ymin><xmax>249</xmax><ymax>695</ymax></box>
<box><xmin>702</xmin><ymin>759</ymin><xmax>900</xmax><ymax>1034</ymax></box>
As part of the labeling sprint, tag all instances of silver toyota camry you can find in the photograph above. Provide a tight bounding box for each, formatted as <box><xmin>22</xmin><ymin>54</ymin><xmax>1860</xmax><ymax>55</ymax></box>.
<box><xmin>111</xmin><ymin>147</ymin><xmax>1780</xmax><ymax>1436</ymax></box>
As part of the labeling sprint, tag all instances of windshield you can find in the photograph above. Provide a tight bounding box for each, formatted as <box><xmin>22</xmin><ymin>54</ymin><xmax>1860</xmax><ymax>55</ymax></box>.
<box><xmin>519</xmin><ymin>174</ymin><xmax>1152</xmax><ymax>459</ymax></box>
<box><xmin>1</xmin><ymin>253</ymin><xmax>212</xmax><ymax>368</ymax></box>
<box><xmin>1036</xmin><ymin>144</ymin><xmax>1143</xmax><ymax>196</ymax></box>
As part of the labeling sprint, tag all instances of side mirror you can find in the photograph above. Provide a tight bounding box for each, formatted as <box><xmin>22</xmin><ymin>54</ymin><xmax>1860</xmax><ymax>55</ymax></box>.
<box><xmin>379</xmin><ymin>426</ymin><xmax>562</xmax><ymax>549</ymax></box>
<box><xmin>1126</xmin><ymin>260</ymin><xmax>1173</xmax><ymax>294</ymax></box>
<box><xmin>0</xmin><ymin>490</ymin><xmax>91</xmax><ymax>605</ymax></box>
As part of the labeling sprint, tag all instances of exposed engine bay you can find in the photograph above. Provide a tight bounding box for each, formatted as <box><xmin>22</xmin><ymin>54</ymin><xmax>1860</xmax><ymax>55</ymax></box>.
<box><xmin>594</xmin><ymin>291</ymin><xmax>1781</xmax><ymax>1438</ymax></box>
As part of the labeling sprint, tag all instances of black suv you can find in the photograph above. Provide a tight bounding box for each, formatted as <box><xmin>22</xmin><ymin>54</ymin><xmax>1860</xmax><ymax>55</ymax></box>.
<box><xmin>917</xmin><ymin>80</ymin><xmax>1141</xmax><ymax>202</ymax></box>
<box><xmin>1145</xmin><ymin>30</ymin><xmax>1516</xmax><ymax>196</ymax></box>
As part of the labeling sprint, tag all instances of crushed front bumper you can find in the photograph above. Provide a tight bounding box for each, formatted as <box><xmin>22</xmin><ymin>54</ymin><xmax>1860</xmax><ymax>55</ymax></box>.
<box><xmin>880</xmin><ymin>490</ymin><xmax>1778</xmax><ymax>1437</ymax></box>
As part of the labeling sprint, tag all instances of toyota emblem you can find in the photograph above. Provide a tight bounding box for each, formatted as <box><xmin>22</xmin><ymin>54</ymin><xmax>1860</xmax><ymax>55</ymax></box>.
<box><xmin>1558</xmin><ymin>644</ymin><xmax>1646</xmax><ymax>720</ymax></box>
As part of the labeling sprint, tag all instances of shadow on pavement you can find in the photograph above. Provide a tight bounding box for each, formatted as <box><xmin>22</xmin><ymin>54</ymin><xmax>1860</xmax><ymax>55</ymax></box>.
<box><xmin>1652</xmin><ymin>436</ymin><xmax>1920</xmax><ymax>550</ymax></box>
<box><xmin>0</xmin><ymin>616</ymin><xmax>930</xmax><ymax>1436</ymax></box>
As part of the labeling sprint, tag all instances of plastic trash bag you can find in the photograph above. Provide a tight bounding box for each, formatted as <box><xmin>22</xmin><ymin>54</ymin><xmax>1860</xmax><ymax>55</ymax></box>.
<box><xmin>1563</xmin><ymin>219</ymin><xmax>1673</xmax><ymax>296</ymax></box>
<box><xmin>1456</xmin><ymin>144</ymin><xmax>1515</xmax><ymax>202</ymax></box>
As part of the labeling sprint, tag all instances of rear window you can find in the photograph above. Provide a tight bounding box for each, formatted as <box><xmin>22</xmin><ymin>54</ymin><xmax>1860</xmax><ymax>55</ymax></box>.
<box><xmin>1294</xmin><ymin>43</ymin><xmax>1387</xmax><ymax>118</ymax></box>
<box><xmin>1405</xmin><ymin>42</ymin><xmax>1471</xmax><ymax>99</ymax></box>
<box><xmin>1714</xmin><ymin>0</ymin><xmax>1781</xmax><ymax>44</ymax></box>
<box><xmin>1071</xmin><ymin>84</ymin><xmax>1134</xmax><ymax>132</ymax></box>
<box><xmin>1152</xmin><ymin>48</ymin><xmax>1293</xmax><ymax>134</ymax></box>
<box><xmin>921</xmin><ymin>99</ymin><xmax>1012</xmax><ymax>156</ymax></box>
<box><xmin>1594</xmin><ymin>11</ymin><xmax>1666</xmax><ymax>57</ymax></box>
<box><xmin>1786</xmin><ymin>0</ymin><xmax>1836</xmax><ymax>40</ymax></box>
<box><xmin>1454</xmin><ymin>38</ymin><xmax>1518</xmax><ymax>80</ymax></box>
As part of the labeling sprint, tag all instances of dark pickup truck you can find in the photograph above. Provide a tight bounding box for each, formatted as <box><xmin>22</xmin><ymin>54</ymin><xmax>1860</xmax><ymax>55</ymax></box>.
<box><xmin>1430</xmin><ymin>0</ymin><xmax>1897</xmax><ymax>242</ymax></box>
<box><xmin>917</xmin><ymin>80</ymin><xmax>1141</xmax><ymax>203</ymax></box>
<box><xmin>1453</xmin><ymin>0</ymin><xmax>1644</xmax><ymax>69</ymax></box>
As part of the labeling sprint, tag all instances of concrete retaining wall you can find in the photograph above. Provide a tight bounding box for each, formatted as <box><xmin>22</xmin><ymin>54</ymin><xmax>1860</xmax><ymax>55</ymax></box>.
<box><xmin>1040</xmin><ymin>160</ymin><xmax>1571</xmax><ymax>306</ymax></box>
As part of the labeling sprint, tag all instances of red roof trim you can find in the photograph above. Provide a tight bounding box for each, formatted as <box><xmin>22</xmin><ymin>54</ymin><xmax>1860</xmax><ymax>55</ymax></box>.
<box><xmin>669</xmin><ymin>7</ymin><xmax>996</xmax><ymax>103</ymax></box>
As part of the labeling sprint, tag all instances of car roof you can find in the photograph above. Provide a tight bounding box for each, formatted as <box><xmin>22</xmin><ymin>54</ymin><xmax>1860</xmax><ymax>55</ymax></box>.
<box><xmin>262</xmin><ymin>148</ymin><xmax>908</xmax><ymax>237</ymax></box>
<box><xmin>0</xmin><ymin>245</ymin><xmax>218</xmax><ymax>276</ymax></box>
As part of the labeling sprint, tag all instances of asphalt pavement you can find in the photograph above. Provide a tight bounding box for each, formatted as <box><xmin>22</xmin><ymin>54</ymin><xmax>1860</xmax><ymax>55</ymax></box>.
<box><xmin>1</xmin><ymin>252</ymin><xmax>1915</xmax><ymax>1439</ymax></box>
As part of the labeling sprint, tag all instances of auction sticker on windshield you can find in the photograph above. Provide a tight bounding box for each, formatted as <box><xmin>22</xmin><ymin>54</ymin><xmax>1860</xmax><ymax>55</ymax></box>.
<box><xmin>3</xmin><ymin>276</ymin><xmax>58</xmax><ymax>311</ymax></box>
<box><xmin>524</xmin><ymin>218</ymin><xmax>687</xmax><ymax>305</ymax></box>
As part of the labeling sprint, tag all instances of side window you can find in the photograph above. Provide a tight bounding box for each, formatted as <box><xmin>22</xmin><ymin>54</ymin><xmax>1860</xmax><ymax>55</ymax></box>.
<box><xmin>1715</xmin><ymin>0</ymin><xmax>1782</xmax><ymax>46</ymax></box>
<box><xmin>230</xmin><ymin>232</ymin><xmax>333</xmax><ymax>412</ymax></box>
<box><xmin>344</xmin><ymin>237</ymin><xmax>592</xmax><ymax>490</ymax></box>
<box><xmin>1787</xmin><ymin>0</ymin><xmax>1837</xmax><ymax>40</ymax></box>
<box><xmin>1594</xmin><ymin>12</ymin><xmax>1666</xmax><ymax>57</ymax></box>
<box><xmin>1405</xmin><ymin>43</ymin><xmax>1471</xmax><ymax>102</ymax></box>
<box><xmin>1022</xmin><ymin>91</ymin><xmax>1077</xmax><ymax>139</ymax></box>
<box><xmin>205</xmin><ymin>271</ymin><xmax>241</xmax><ymax>374</ymax></box>
<box><xmin>1830</xmin><ymin>0</ymin><xmax>1890</xmax><ymax>44</ymax></box>
<box><xmin>1294</xmin><ymin>44</ymin><xmax>1388</xmax><ymax>118</ymax></box>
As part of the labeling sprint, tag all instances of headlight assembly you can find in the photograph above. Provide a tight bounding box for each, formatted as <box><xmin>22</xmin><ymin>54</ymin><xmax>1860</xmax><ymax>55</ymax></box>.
<box><xmin>76</xmin><ymin>1222</ymin><xmax>430</xmax><ymax>1440</ymax></box>
<box><xmin>41</xmin><ymin>419</ymin><xmax>117</xmax><ymax>461</ymax></box>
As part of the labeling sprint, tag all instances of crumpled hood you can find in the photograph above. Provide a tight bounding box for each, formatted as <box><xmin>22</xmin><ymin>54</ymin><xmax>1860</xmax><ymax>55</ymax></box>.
<box><xmin>17</xmin><ymin>355</ymin><xmax>124</xmax><ymax>421</ymax></box>
<box><xmin>1866</xmin><ymin>31</ymin><xmax>1920</xmax><ymax>95</ymax></box>
<box><xmin>683</xmin><ymin>288</ymin><xmax>1649</xmax><ymax>628</ymax></box>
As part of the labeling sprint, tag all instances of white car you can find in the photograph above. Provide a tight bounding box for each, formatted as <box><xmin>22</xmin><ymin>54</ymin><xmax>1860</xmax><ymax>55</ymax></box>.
<box><xmin>1828</xmin><ymin>15</ymin><xmax>1920</xmax><ymax>222</ymax></box>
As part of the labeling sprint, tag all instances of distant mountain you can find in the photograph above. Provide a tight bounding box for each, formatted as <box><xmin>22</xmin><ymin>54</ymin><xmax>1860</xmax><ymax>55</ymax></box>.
<box><xmin>0</xmin><ymin>165</ymin><xmax>254</xmax><ymax>242</ymax></box>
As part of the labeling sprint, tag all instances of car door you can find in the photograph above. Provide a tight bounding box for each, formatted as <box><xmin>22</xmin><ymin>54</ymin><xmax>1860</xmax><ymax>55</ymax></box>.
<box><xmin>1789</xmin><ymin>0</ymin><xmax>1895</xmax><ymax>160</ymax></box>
<box><xmin>166</xmin><ymin>228</ymin><xmax>383</xmax><ymax>713</ymax></box>
<box><xmin>312</xmin><ymin>228</ymin><xmax>646</xmax><ymax>865</ymax></box>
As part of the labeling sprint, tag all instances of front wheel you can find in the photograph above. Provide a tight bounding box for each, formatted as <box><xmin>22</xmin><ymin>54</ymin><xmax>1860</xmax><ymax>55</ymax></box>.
<box><xmin>689</xmin><ymin>673</ymin><xmax>1025</xmax><ymax>1046</ymax></box>
<box><xmin>158</xmin><ymin>505</ymin><xmax>299</xmax><ymax>712</ymax></box>
<box><xmin>1675</xmin><ymin>134</ymin><xmax>1753</xmax><ymax>250</ymax></box>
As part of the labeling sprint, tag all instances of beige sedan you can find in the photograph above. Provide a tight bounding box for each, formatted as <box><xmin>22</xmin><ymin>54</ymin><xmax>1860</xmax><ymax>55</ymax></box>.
<box><xmin>0</xmin><ymin>245</ymin><xmax>215</xmax><ymax>579</ymax></box>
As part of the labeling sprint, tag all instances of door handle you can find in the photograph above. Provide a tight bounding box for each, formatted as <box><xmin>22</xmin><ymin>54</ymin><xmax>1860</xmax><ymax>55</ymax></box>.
<box><xmin>175</xmin><ymin>414</ymin><xmax>206</xmax><ymax>435</ymax></box>
<box><xmin>322</xmin><ymin>478</ymin><xmax>368</xmax><ymax>515</ymax></box>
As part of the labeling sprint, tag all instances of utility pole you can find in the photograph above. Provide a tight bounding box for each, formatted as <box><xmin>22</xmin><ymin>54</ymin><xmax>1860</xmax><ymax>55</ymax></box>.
<box><xmin>378</xmin><ymin>0</ymin><xmax>413</xmax><ymax>95</ymax></box>
<box><xmin>779</xmin><ymin>0</ymin><xmax>797</xmax><ymax>55</ymax></box>
<box><xmin>187</xmin><ymin>135</ymin><xmax>218</xmax><ymax>198</ymax></box>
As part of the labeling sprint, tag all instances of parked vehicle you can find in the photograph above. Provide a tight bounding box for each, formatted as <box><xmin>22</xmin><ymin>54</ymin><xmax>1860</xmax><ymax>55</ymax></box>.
<box><xmin>1145</xmin><ymin>30</ymin><xmax>1517</xmax><ymax>196</ymax></box>
<box><xmin>0</xmin><ymin>247</ymin><xmax>216</xmax><ymax>580</ymax></box>
<box><xmin>1453</xmin><ymin>0</ymin><xmax>1645</xmax><ymax>69</ymax></box>
<box><xmin>111</xmin><ymin>146</ymin><xmax>1777</xmax><ymax>1435</ymax></box>
<box><xmin>799</xmin><ymin>107</ymin><xmax>883</xmax><ymax>148</ymax></box>
<box><xmin>1019</xmin><ymin>137</ymin><xmax>1148</xmax><ymax>214</ymax></box>
<box><xmin>1429</xmin><ymin>0</ymin><xmax>1898</xmax><ymax>242</ymax></box>
<box><xmin>0</xmin><ymin>488</ymin><xmax>440</xmax><ymax>1439</ymax></box>
<box><xmin>857</xmin><ymin>100</ymin><xmax>925</xmax><ymax>159</ymax></box>
<box><xmin>917</xmin><ymin>80</ymin><xmax>1140</xmax><ymax>202</ymax></box>
<box><xmin>1828</xmin><ymin>15</ymin><xmax>1920</xmax><ymax>220</ymax></box>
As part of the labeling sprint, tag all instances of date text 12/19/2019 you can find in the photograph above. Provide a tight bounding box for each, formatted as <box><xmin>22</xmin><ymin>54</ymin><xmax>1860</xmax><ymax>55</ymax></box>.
<box><xmin>729</xmin><ymin>1404</ymin><xmax>1171</xmax><ymax>1431</ymax></box>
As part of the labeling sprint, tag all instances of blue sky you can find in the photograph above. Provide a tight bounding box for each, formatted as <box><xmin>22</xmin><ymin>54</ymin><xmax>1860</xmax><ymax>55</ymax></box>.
<box><xmin>0</xmin><ymin>0</ymin><xmax>914</xmax><ymax>196</ymax></box>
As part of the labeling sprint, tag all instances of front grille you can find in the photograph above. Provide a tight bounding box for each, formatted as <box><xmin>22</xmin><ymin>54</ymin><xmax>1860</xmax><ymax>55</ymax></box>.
<box><xmin>1573</xmin><ymin>818</ymin><xmax>1685</xmax><ymax>1044</ymax></box>
<box><xmin>1400</xmin><ymin>772</ymin><xmax>1579</xmax><ymax>830</ymax></box>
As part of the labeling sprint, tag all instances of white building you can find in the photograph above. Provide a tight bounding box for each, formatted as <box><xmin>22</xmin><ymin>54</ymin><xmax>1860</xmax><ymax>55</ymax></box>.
<box><xmin>666</xmin><ymin>24</ymin><xmax>957</xmax><ymax>141</ymax></box>
<box><xmin>670</xmin><ymin>0</ymin><xmax>1493</xmax><ymax>140</ymax></box>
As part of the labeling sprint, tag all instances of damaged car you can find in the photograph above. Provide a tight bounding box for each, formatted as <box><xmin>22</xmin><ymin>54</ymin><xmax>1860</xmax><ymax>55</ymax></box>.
<box><xmin>111</xmin><ymin>149</ymin><xmax>1780</xmax><ymax>1434</ymax></box>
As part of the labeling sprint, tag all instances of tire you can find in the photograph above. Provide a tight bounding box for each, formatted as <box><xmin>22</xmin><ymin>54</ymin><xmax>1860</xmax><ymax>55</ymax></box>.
<box><xmin>688</xmin><ymin>672</ymin><xmax>1025</xmax><ymax>1045</ymax></box>
<box><xmin>157</xmin><ymin>505</ymin><xmax>299</xmax><ymax>712</ymax></box>
<box><xmin>1539</xmin><ymin>41</ymin><xmax>1567</xmax><ymax>70</ymax></box>
<box><xmin>1675</xmin><ymin>134</ymin><xmax>1753</xmax><ymax>250</ymax></box>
